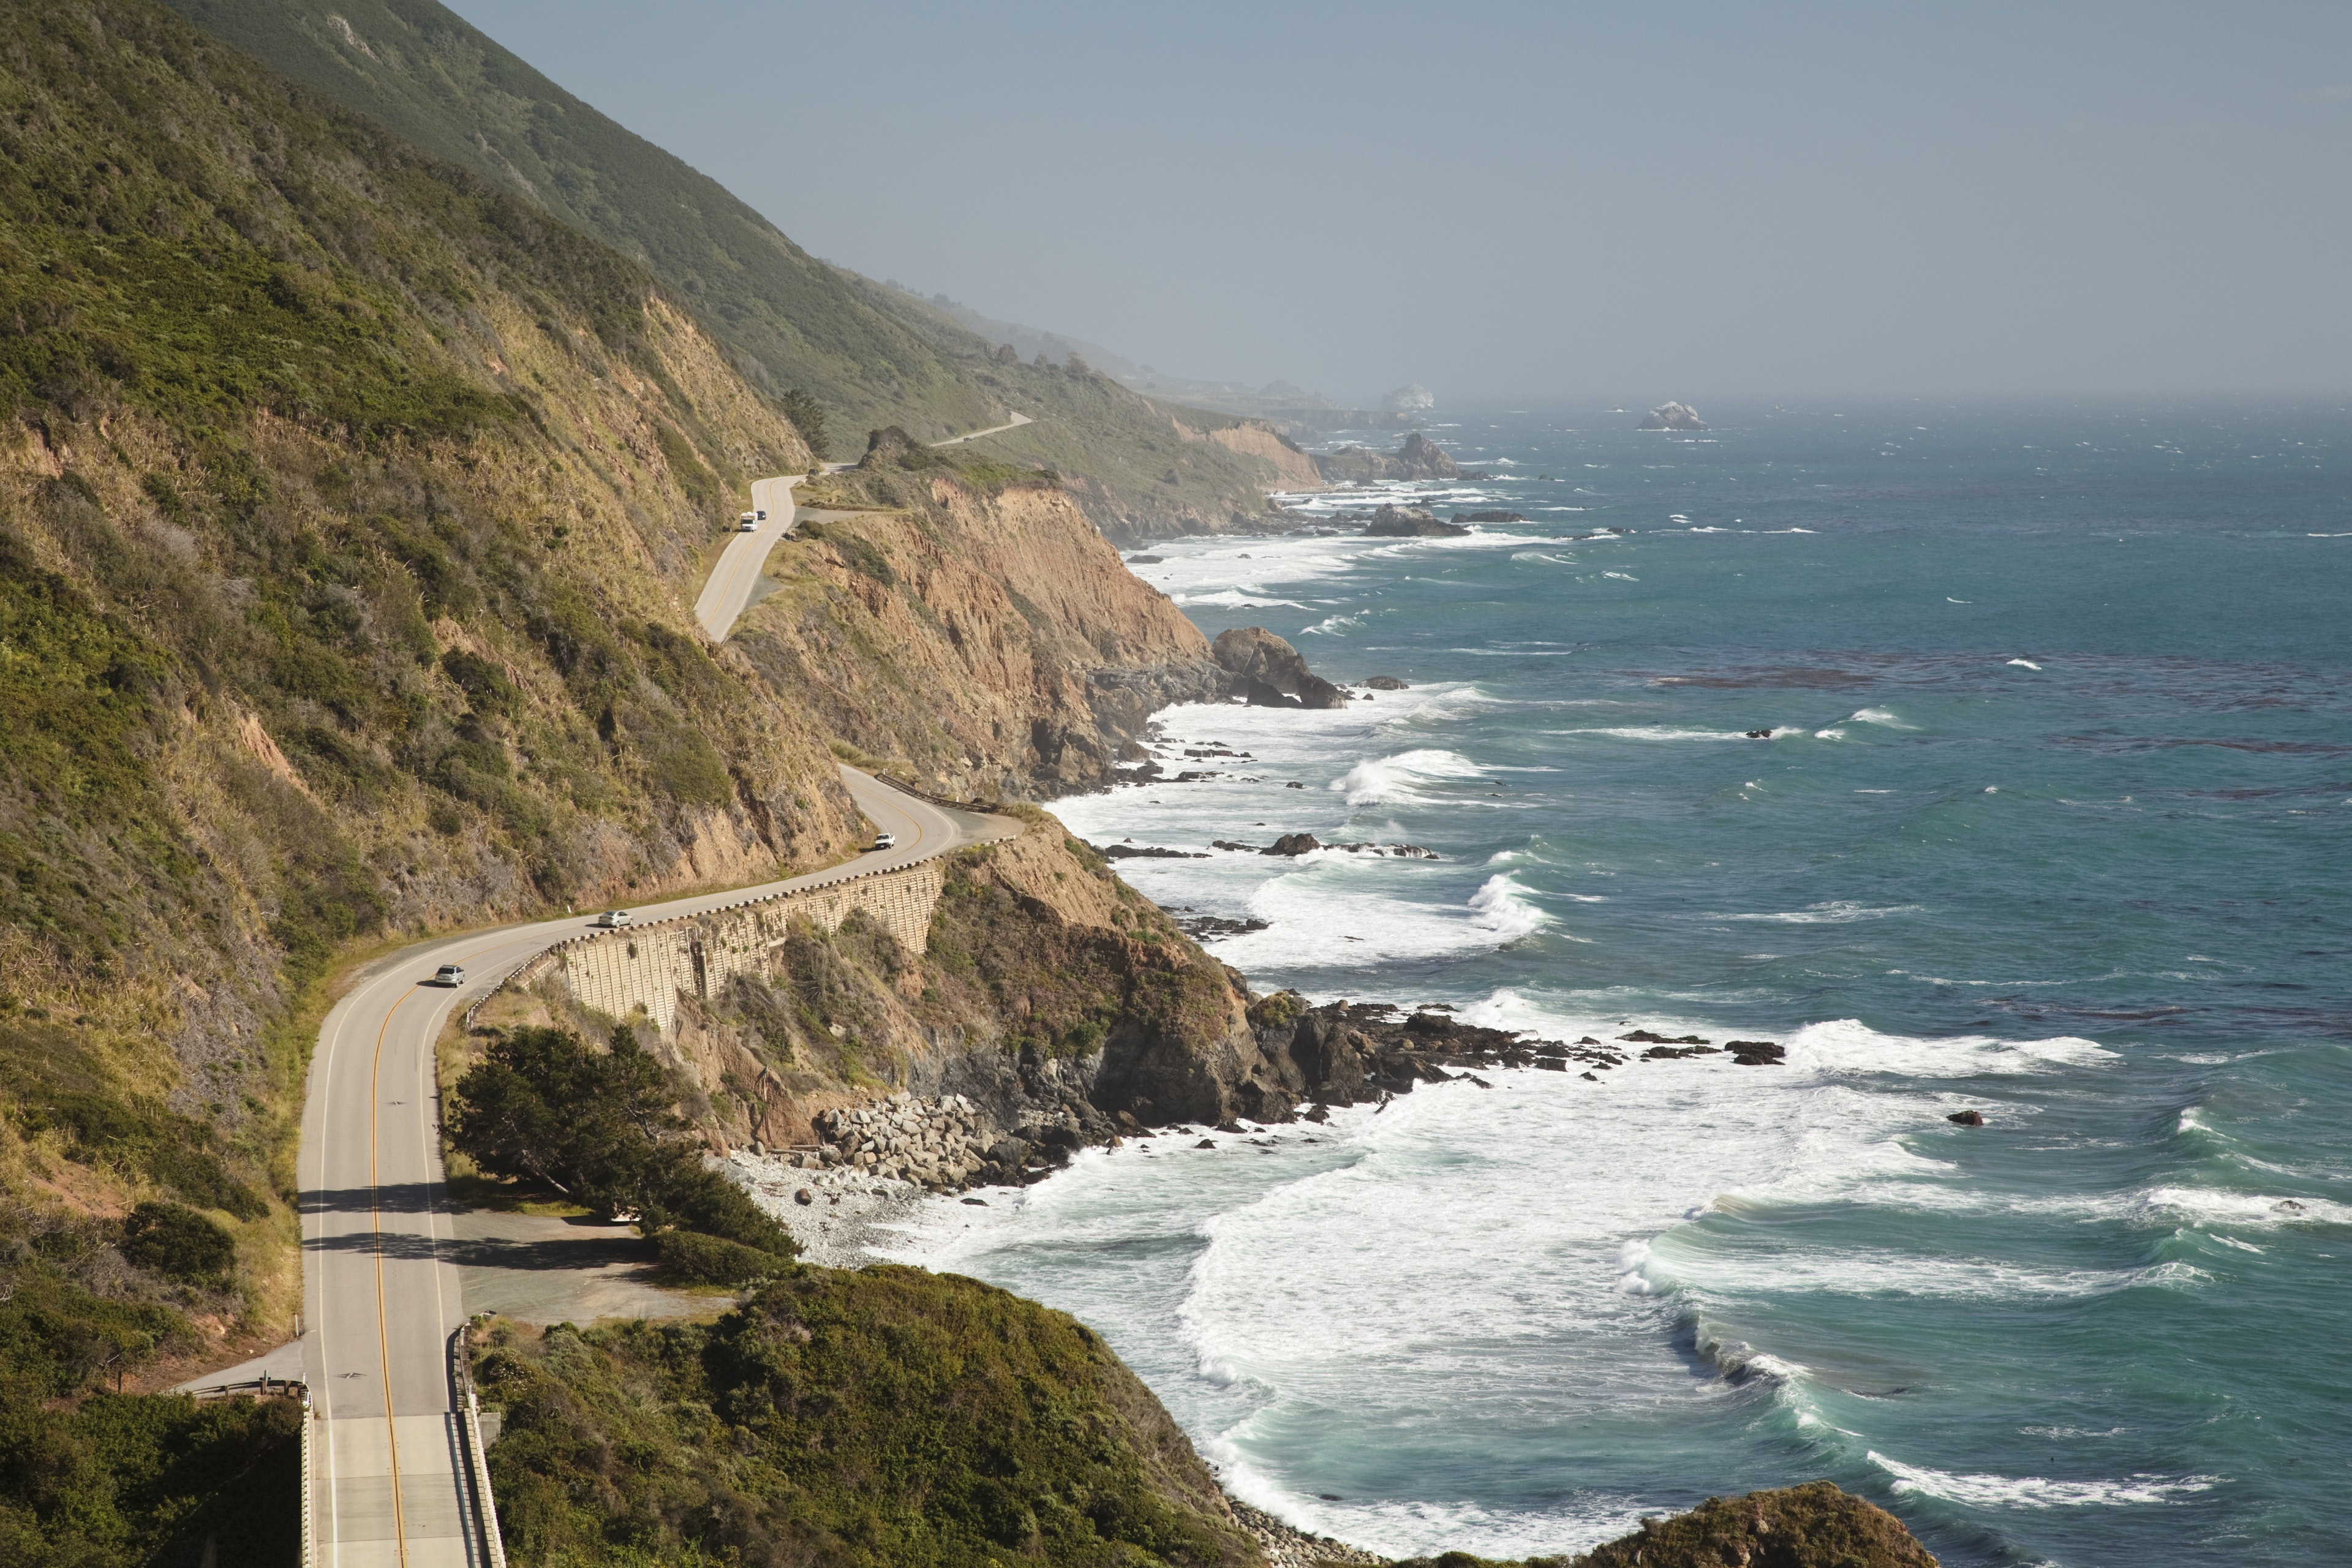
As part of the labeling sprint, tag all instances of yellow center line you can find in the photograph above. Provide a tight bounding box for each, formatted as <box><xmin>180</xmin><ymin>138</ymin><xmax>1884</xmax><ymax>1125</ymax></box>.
<box><xmin>370</xmin><ymin>987</ymin><xmax>412</xmax><ymax>1565</ymax></box>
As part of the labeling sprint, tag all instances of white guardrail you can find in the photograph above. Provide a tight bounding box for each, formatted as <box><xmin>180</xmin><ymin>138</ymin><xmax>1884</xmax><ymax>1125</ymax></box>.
<box><xmin>451</xmin><ymin>1321</ymin><xmax>509</xmax><ymax>1568</ymax></box>
<box><xmin>301</xmin><ymin>1387</ymin><xmax>315</xmax><ymax>1568</ymax></box>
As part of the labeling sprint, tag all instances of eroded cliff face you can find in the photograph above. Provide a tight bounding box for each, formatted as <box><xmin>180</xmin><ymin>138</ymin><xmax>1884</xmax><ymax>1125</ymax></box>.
<box><xmin>733</xmin><ymin>454</ymin><xmax>1229</xmax><ymax>799</ymax></box>
<box><xmin>1181</xmin><ymin>416</ymin><xmax>1322</xmax><ymax>492</ymax></box>
<box><xmin>516</xmin><ymin>823</ymin><xmax>1307</xmax><ymax>1164</ymax></box>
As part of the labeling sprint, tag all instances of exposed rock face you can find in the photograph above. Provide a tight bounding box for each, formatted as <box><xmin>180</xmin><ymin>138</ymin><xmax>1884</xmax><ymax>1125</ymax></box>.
<box><xmin>733</xmin><ymin>466</ymin><xmax>1227</xmax><ymax>797</ymax></box>
<box><xmin>1314</xmin><ymin>431</ymin><xmax>1461</xmax><ymax>483</ymax></box>
<box><xmin>1210</xmin><ymin>627</ymin><xmax>1348</xmax><ymax>710</ymax></box>
<box><xmin>1365</xmin><ymin>505</ymin><xmax>1469</xmax><ymax>537</ymax></box>
<box><xmin>1639</xmin><ymin>401</ymin><xmax>1709</xmax><ymax>431</ymax></box>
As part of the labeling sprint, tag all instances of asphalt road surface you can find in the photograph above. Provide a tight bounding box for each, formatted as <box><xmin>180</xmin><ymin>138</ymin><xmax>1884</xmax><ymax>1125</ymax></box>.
<box><xmin>692</xmin><ymin>414</ymin><xmax>1033</xmax><ymax>642</ymax></box>
<box><xmin>692</xmin><ymin>472</ymin><xmax>802</xmax><ymax>639</ymax></box>
<box><xmin>298</xmin><ymin>767</ymin><xmax>1012</xmax><ymax>1563</ymax></box>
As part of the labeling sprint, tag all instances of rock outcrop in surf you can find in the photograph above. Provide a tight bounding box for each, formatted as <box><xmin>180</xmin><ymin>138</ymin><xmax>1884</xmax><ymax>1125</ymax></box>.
<box><xmin>1365</xmin><ymin>505</ymin><xmax>1469</xmax><ymax>537</ymax></box>
<box><xmin>1639</xmin><ymin>401</ymin><xmax>1709</xmax><ymax>431</ymax></box>
<box><xmin>1212</xmin><ymin>626</ymin><xmax>1348</xmax><ymax>709</ymax></box>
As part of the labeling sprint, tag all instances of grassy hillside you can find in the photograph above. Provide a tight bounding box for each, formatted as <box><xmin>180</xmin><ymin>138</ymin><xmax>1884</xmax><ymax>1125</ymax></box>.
<box><xmin>476</xmin><ymin>1268</ymin><xmax>1259</xmax><ymax>1567</ymax></box>
<box><xmin>157</xmin><ymin>0</ymin><xmax>1314</xmax><ymax>540</ymax></box>
<box><xmin>0</xmin><ymin>0</ymin><xmax>863</xmax><ymax>1447</ymax></box>
<box><xmin>158</xmin><ymin>0</ymin><xmax>993</xmax><ymax>445</ymax></box>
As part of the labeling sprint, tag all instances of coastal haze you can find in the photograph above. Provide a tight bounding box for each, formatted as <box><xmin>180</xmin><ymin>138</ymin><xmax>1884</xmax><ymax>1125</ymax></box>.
<box><xmin>454</xmin><ymin>0</ymin><xmax>2352</xmax><ymax>401</ymax></box>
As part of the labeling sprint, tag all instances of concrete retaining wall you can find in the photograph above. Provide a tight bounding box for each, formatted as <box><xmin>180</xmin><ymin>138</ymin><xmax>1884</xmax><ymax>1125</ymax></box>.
<box><xmin>522</xmin><ymin>859</ymin><xmax>946</xmax><ymax>1031</ymax></box>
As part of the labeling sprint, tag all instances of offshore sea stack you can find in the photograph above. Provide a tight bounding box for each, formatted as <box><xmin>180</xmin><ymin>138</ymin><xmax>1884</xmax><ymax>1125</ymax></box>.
<box><xmin>1365</xmin><ymin>504</ymin><xmax>1469</xmax><ymax>537</ymax></box>
<box><xmin>1212</xmin><ymin>626</ymin><xmax>1348</xmax><ymax>709</ymax></box>
<box><xmin>1639</xmin><ymin>401</ymin><xmax>1710</xmax><ymax>431</ymax></box>
<box><xmin>1314</xmin><ymin>430</ymin><xmax>1463</xmax><ymax>483</ymax></box>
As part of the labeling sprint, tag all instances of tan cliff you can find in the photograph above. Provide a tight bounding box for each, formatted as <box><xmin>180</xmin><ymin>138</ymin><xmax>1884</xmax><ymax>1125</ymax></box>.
<box><xmin>734</xmin><ymin>442</ymin><xmax>1230</xmax><ymax>798</ymax></box>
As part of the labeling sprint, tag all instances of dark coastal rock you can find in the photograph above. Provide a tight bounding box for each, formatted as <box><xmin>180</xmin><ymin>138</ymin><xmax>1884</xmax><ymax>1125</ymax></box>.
<box><xmin>1642</xmin><ymin>1044</ymin><xmax>1720</xmax><ymax>1060</ymax></box>
<box><xmin>1638</xmin><ymin>401</ymin><xmax>1710</xmax><ymax>431</ymax></box>
<box><xmin>1365</xmin><ymin>504</ymin><xmax>1469</xmax><ymax>537</ymax></box>
<box><xmin>1329</xmin><ymin>842</ymin><xmax>1439</xmax><ymax>859</ymax></box>
<box><xmin>1947</xmin><ymin>1109</ymin><xmax>1985</xmax><ymax>1126</ymax></box>
<box><xmin>1365</xmin><ymin>675</ymin><xmax>1409</xmax><ymax>690</ymax></box>
<box><xmin>1725</xmin><ymin>1039</ymin><xmax>1786</xmax><ymax>1066</ymax></box>
<box><xmin>1125</xmin><ymin>553</ymin><xmax>1164</xmax><ymax>564</ymax></box>
<box><xmin>1745</xmin><ymin>728</ymin><xmax>1776</xmax><ymax>739</ymax></box>
<box><xmin>1175</xmin><ymin>914</ymin><xmax>1270</xmax><ymax>938</ymax></box>
<box><xmin>1213</xmin><ymin>625</ymin><xmax>1348</xmax><ymax>709</ymax></box>
<box><xmin>1240</xmin><ymin>678</ymin><xmax>1297</xmax><ymax>708</ymax></box>
<box><xmin>1210</xmin><ymin>840</ymin><xmax>1261</xmax><ymax>853</ymax></box>
<box><xmin>1099</xmin><ymin>842</ymin><xmax>1208</xmax><ymax>859</ymax></box>
<box><xmin>1454</xmin><ymin>510</ymin><xmax>1526</xmax><ymax>523</ymax></box>
<box><xmin>1619</xmin><ymin>1030</ymin><xmax>1711</xmax><ymax>1046</ymax></box>
<box><xmin>1194</xmin><ymin>1137</ymin><xmax>1216</xmax><ymax>1149</ymax></box>
<box><xmin>1264</xmin><ymin>832</ymin><xmax>1322</xmax><ymax>856</ymax></box>
<box><xmin>1284</xmin><ymin>780</ymin><xmax>1305</xmax><ymax>788</ymax></box>
<box><xmin>1472</xmin><ymin>1480</ymin><xmax>1940</xmax><ymax>1568</ymax></box>
<box><xmin>1314</xmin><ymin>429</ymin><xmax>1461</xmax><ymax>483</ymax></box>
<box><xmin>794</xmin><ymin>1188</ymin><xmax>813</xmax><ymax>1205</ymax></box>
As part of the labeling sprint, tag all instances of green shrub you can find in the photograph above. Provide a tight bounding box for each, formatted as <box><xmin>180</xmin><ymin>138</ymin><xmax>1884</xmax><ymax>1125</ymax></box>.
<box><xmin>480</xmin><ymin>1266</ymin><xmax>1256</xmax><ymax>1567</ymax></box>
<box><xmin>118</xmin><ymin>1203</ymin><xmax>235</xmax><ymax>1284</ymax></box>
<box><xmin>652</xmin><ymin>1229</ymin><xmax>790</xmax><ymax>1286</ymax></box>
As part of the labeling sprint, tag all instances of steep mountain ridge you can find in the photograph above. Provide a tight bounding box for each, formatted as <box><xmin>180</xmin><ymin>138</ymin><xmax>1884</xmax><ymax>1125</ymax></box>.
<box><xmin>0</xmin><ymin>0</ymin><xmax>1296</xmax><ymax>1428</ymax></box>
<box><xmin>160</xmin><ymin>0</ymin><xmax>1315</xmax><ymax>540</ymax></box>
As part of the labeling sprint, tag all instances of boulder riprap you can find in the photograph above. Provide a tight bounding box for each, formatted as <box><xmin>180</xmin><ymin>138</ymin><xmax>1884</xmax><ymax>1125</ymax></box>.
<box><xmin>808</xmin><ymin>1094</ymin><xmax>995</xmax><ymax>1189</ymax></box>
<box><xmin>1212</xmin><ymin>625</ymin><xmax>1347</xmax><ymax>709</ymax></box>
<box><xmin>1639</xmin><ymin>400</ymin><xmax>1710</xmax><ymax>431</ymax></box>
<box><xmin>1365</xmin><ymin>504</ymin><xmax>1470</xmax><ymax>537</ymax></box>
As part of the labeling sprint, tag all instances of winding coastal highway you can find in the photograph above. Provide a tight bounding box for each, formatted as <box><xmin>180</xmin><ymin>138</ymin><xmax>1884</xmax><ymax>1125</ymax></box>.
<box><xmin>297</xmin><ymin>767</ymin><xmax>1010</xmax><ymax>1563</ymax></box>
<box><xmin>283</xmin><ymin>426</ymin><xmax>1031</xmax><ymax>1561</ymax></box>
<box><xmin>692</xmin><ymin>412</ymin><xmax>1034</xmax><ymax>640</ymax></box>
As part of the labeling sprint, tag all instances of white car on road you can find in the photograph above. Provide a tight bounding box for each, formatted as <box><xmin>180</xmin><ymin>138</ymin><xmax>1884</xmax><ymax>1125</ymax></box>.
<box><xmin>592</xmin><ymin>910</ymin><xmax>633</xmax><ymax>928</ymax></box>
<box><xmin>872</xmin><ymin>832</ymin><xmax>896</xmax><ymax>851</ymax></box>
<box><xmin>432</xmin><ymin>963</ymin><xmax>465</xmax><ymax>987</ymax></box>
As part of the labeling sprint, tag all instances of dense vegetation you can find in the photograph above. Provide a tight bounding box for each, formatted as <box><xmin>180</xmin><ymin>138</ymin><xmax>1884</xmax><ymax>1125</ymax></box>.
<box><xmin>0</xmin><ymin>0</ymin><xmax>845</xmax><ymax>1543</ymax></box>
<box><xmin>447</xmin><ymin>1024</ymin><xmax>800</xmax><ymax>1281</ymax></box>
<box><xmin>159</xmin><ymin>0</ymin><xmax>1305</xmax><ymax>538</ymax></box>
<box><xmin>476</xmin><ymin>1268</ymin><xmax>1257</xmax><ymax>1567</ymax></box>
<box><xmin>0</xmin><ymin>1387</ymin><xmax>303</xmax><ymax>1566</ymax></box>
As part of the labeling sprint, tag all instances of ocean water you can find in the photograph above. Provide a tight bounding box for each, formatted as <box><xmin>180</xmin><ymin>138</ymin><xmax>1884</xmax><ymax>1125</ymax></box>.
<box><xmin>887</xmin><ymin>401</ymin><xmax>2352</xmax><ymax>1566</ymax></box>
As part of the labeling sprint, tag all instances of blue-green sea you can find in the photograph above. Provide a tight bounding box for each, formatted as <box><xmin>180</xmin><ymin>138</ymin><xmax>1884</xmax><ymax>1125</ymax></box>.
<box><xmin>892</xmin><ymin>401</ymin><xmax>2352</xmax><ymax>1566</ymax></box>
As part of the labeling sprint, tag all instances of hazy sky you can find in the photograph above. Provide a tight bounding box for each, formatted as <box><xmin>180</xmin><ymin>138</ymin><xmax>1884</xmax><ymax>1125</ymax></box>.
<box><xmin>456</xmin><ymin>1</ymin><xmax>2350</xmax><ymax>404</ymax></box>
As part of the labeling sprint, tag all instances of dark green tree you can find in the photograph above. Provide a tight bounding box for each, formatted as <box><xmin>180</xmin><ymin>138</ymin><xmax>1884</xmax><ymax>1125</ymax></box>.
<box><xmin>446</xmin><ymin>1026</ymin><xmax>797</xmax><ymax>1270</ymax></box>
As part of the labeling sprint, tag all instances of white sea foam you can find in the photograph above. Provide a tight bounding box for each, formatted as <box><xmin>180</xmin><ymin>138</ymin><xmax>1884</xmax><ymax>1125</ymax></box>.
<box><xmin>2007</xmin><ymin>658</ymin><xmax>2043</xmax><ymax>669</ymax></box>
<box><xmin>2127</xmin><ymin>1186</ymin><xmax>2352</xmax><ymax>1228</ymax></box>
<box><xmin>1714</xmin><ymin>901</ymin><xmax>1921</xmax><ymax>924</ymax></box>
<box><xmin>1791</xmin><ymin>1019</ymin><xmax>2118</xmax><ymax>1078</ymax></box>
<box><xmin>1869</xmin><ymin>1451</ymin><xmax>2218</xmax><ymax>1508</ymax></box>
<box><xmin>1551</xmin><ymin>726</ymin><xmax>1751</xmax><ymax>742</ymax></box>
<box><xmin>1846</xmin><ymin>707</ymin><xmax>1917</xmax><ymax>728</ymax></box>
<box><xmin>1646</xmin><ymin>1243</ymin><xmax>2184</xmax><ymax>1302</ymax></box>
<box><xmin>1298</xmin><ymin>613</ymin><xmax>1362</xmax><ymax>636</ymax></box>
<box><xmin>1467</xmin><ymin>873</ymin><xmax>1550</xmax><ymax>938</ymax></box>
<box><xmin>1330</xmin><ymin>748</ymin><xmax>1484</xmax><ymax>805</ymax></box>
<box><xmin>1172</xmin><ymin>587</ymin><xmax>1311</xmax><ymax>609</ymax></box>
